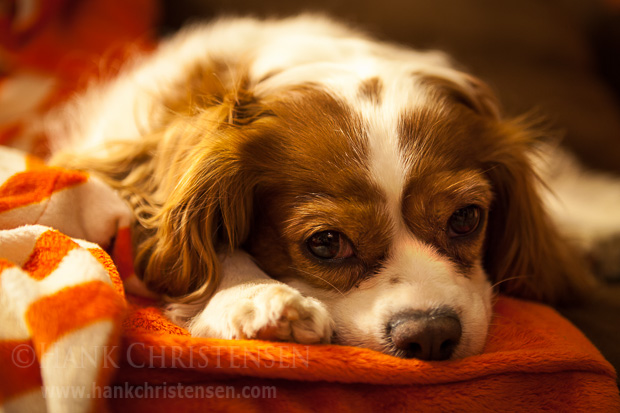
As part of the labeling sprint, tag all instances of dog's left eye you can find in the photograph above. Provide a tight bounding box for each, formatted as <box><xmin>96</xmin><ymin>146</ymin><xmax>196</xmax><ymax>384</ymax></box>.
<box><xmin>306</xmin><ymin>231</ymin><xmax>355</xmax><ymax>260</ymax></box>
<box><xmin>448</xmin><ymin>205</ymin><xmax>482</xmax><ymax>237</ymax></box>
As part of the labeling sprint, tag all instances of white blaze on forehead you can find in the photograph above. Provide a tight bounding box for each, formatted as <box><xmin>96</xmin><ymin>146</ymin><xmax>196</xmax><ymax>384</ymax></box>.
<box><xmin>360</xmin><ymin>72</ymin><xmax>428</xmax><ymax>230</ymax></box>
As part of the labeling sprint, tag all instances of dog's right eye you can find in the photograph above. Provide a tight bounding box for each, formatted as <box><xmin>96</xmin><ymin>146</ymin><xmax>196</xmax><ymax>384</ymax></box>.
<box><xmin>448</xmin><ymin>205</ymin><xmax>482</xmax><ymax>237</ymax></box>
<box><xmin>306</xmin><ymin>231</ymin><xmax>354</xmax><ymax>260</ymax></box>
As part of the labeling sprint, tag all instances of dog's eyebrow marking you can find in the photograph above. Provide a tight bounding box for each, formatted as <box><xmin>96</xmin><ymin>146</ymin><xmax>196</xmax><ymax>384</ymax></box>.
<box><xmin>358</xmin><ymin>77</ymin><xmax>383</xmax><ymax>104</ymax></box>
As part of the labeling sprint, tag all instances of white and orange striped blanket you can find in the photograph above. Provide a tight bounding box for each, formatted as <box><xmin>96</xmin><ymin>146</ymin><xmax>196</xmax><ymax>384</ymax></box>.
<box><xmin>0</xmin><ymin>148</ymin><xmax>131</xmax><ymax>412</ymax></box>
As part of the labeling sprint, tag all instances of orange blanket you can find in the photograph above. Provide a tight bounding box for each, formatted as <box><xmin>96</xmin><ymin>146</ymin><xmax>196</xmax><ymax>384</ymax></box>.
<box><xmin>0</xmin><ymin>1</ymin><xmax>618</xmax><ymax>412</ymax></box>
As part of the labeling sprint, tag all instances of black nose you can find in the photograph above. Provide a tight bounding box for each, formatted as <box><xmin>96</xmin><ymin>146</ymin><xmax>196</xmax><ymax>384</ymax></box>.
<box><xmin>388</xmin><ymin>310</ymin><xmax>462</xmax><ymax>361</ymax></box>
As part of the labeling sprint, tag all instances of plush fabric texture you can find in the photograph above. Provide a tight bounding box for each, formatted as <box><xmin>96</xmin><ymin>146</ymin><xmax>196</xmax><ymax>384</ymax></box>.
<box><xmin>114</xmin><ymin>297</ymin><xmax>619</xmax><ymax>412</ymax></box>
<box><xmin>0</xmin><ymin>1</ymin><xmax>619</xmax><ymax>412</ymax></box>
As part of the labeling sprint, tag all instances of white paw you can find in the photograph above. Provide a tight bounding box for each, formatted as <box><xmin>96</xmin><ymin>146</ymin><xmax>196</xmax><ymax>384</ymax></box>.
<box><xmin>227</xmin><ymin>285</ymin><xmax>332</xmax><ymax>344</ymax></box>
<box><xmin>165</xmin><ymin>250</ymin><xmax>333</xmax><ymax>343</ymax></box>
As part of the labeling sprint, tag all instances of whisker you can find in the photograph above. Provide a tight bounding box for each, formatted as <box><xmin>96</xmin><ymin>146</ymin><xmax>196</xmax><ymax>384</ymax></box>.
<box><xmin>490</xmin><ymin>275</ymin><xmax>526</xmax><ymax>290</ymax></box>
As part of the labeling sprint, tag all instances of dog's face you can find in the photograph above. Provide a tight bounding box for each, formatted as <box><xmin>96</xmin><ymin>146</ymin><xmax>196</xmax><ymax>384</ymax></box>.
<box><xmin>238</xmin><ymin>80</ymin><xmax>499</xmax><ymax>358</ymax></box>
<box><xmin>71</xmin><ymin>18</ymin><xmax>591</xmax><ymax>359</ymax></box>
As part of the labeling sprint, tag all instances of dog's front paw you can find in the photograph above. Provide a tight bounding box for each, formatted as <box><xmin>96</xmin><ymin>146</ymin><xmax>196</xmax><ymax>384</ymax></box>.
<box><xmin>228</xmin><ymin>284</ymin><xmax>332</xmax><ymax>344</ymax></box>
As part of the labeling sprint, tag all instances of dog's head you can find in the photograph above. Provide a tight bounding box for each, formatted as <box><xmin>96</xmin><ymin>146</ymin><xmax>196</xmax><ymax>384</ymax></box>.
<box><xmin>81</xmin><ymin>20</ymin><xmax>592</xmax><ymax>360</ymax></box>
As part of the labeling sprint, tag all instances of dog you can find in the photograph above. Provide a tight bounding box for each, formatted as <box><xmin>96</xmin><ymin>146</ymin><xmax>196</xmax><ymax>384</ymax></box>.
<box><xmin>47</xmin><ymin>15</ymin><xmax>619</xmax><ymax>361</ymax></box>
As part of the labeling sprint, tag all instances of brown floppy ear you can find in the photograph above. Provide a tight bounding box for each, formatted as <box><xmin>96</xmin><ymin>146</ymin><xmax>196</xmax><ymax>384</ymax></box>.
<box><xmin>134</xmin><ymin>128</ymin><xmax>256</xmax><ymax>303</ymax></box>
<box><xmin>140</xmin><ymin>164</ymin><xmax>253</xmax><ymax>301</ymax></box>
<box><xmin>482</xmin><ymin>120</ymin><xmax>596</xmax><ymax>304</ymax></box>
<box><xmin>54</xmin><ymin>64</ymin><xmax>265</xmax><ymax>303</ymax></box>
<box><xmin>134</xmin><ymin>68</ymin><xmax>269</xmax><ymax>302</ymax></box>
<box><xmin>52</xmin><ymin>127</ymin><xmax>248</xmax><ymax>303</ymax></box>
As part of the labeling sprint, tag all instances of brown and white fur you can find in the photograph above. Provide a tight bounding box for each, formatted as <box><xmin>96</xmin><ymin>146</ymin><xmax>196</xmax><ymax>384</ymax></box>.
<box><xmin>48</xmin><ymin>15</ymin><xmax>619</xmax><ymax>360</ymax></box>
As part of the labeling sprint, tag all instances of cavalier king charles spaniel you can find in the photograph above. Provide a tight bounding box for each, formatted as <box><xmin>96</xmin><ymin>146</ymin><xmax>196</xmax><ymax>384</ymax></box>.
<box><xmin>49</xmin><ymin>15</ymin><xmax>619</xmax><ymax>360</ymax></box>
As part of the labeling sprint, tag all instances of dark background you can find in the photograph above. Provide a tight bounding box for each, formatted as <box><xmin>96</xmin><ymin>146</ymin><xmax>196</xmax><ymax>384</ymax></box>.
<box><xmin>160</xmin><ymin>0</ymin><xmax>620</xmax><ymax>380</ymax></box>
